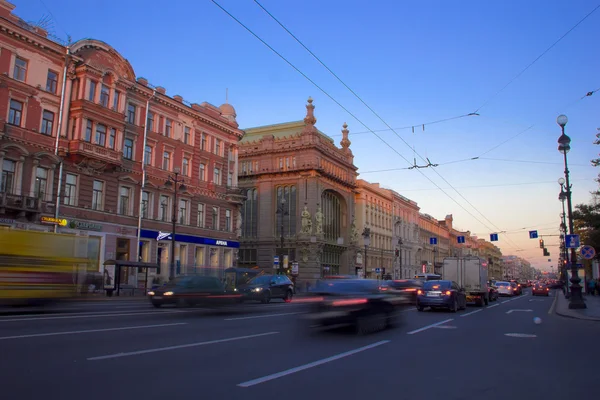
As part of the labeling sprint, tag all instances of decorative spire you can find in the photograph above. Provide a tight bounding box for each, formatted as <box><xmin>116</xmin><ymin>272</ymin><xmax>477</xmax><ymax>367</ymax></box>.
<box><xmin>340</xmin><ymin>122</ymin><xmax>352</xmax><ymax>154</ymax></box>
<box><xmin>303</xmin><ymin>96</ymin><xmax>317</xmax><ymax>129</ymax></box>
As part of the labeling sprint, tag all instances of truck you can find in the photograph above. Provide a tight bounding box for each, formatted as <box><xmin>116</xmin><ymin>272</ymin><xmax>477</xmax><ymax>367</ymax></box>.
<box><xmin>441</xmin><ymin>256</ymin><xmax>489</xmax><ymax>306</ymax></box>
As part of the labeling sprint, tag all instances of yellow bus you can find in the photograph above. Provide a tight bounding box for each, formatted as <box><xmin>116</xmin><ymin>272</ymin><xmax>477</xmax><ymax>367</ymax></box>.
<box><xmin>0</xmin><ymin>230</ymin><xmax>99</xmax><ymax>306</ymax></box>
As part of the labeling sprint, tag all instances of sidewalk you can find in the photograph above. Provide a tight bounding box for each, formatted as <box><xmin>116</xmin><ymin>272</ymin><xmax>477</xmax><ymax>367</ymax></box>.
<box><xmin>555</xmin><ymin>291</ymin><xmax>600</xmax><ymax>321</ymax></box>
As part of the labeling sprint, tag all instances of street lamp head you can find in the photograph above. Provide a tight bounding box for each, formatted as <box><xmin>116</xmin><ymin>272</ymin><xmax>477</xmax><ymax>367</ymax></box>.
<box><xmin>558</xmin><ymin>142</ymin><xmax>570</xmax><ymax>154</ymax></box>
<box><xmin>558</xmin><ymin>177</ymin><xmax>565</xmax><ymax>185</ymax></box>
<box><xmin>179</xmin><ymin>183</ymin><xmax>187</xmax><ymax>192</ymax></box>
<box><xmin>556</xmin><ymin>114</ymin><xmax>568</xmax><ymax>128</ymax></box>
<box><xmin>164</xmin><ymin>179</ymin><xmax>173</xmax><ymax>188</ymax></box>
<box><xmin>173</xmin><ymin>166</ymin><xmax>181</xmax><ymax>174</ymax></box>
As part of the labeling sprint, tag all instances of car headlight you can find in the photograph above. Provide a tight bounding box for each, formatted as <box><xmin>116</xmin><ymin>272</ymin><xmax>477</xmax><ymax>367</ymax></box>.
<box><xmin>147</xmin><ymin>291</ymin><xmax>155</xmax><ymax>296</ymax></box>
<box><xmin>164</xmin><ymin>291</ymin><xmax>174</xmax><ymax>296</ymax></box>
<box><xmin>234</xmin><ymin>288</ymin><xmax>238</xmax><ymax>292</ymax></box>
<box><xmin>253</xmin><ymin>287</ymin><xmax>263</xmax><ymax>292</ymax></box>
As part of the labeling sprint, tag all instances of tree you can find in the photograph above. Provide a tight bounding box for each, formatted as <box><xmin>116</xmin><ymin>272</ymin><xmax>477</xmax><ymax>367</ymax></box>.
<box><xmin>573</xmin><ymin>203</ymin><xmax>600</xmax><ymax>264</ymax></box>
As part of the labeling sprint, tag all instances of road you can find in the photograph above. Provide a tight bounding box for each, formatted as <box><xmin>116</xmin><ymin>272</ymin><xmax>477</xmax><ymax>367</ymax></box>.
<box><xmin>0</xmin><ymin>289</ymin><xmax>598</xmax><ymax>400</ymax></box>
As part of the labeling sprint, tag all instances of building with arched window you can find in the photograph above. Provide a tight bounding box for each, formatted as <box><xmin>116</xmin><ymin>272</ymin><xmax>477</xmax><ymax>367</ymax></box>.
<box><xmin>238</xmin><ymin>98</ymin><xmax>357</xmax><ymax>285</ymax></box>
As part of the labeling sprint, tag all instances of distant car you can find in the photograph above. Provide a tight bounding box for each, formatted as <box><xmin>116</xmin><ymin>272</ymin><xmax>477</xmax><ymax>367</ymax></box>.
<box><xmin>416</xmin><ymin>280</ymin><xmax>467</xmax><ymax>312</ymax></box>
<box><xmin>532</xmin><ymin>283</ymin><xmax>550</xmax><ymax>296</ymax></box>
<box><xmin>379</xmin><ymin>279</ymin><xmax>423</xmax><ymax>304</ymax></box>
<box><xmin>303</xmin><ymin>279</ymin><xmax>403</xmax><ymax>335</ymax></box>
<box><xmin>147</xmin><ymin>275</ymin><xmax>241</xmax><ymax>308</ymax></box>
<box><xmin>495</xmin><ymin>281</ymin><xmax>514</xmax><ymax>296</ymax></box>
<box><xmin>510</xmin><ymin>280</ymin><xmax>523</xmax><ymax>295</ymax></box>
<box><xmin>237</xmin><ymin>274</ymin><xmax>294</xmax><ymax>303</ymax></box>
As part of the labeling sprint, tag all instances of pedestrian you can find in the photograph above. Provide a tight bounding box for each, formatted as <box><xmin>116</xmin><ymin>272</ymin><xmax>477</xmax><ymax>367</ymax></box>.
<box><xmin>587</xmin><ymin>278</ymin><xmax>595</xmax><ymax>296</ymax></box>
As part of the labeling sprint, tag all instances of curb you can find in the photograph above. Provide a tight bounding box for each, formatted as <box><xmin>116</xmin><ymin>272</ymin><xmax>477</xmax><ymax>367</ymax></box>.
<box><xmin>554</xmin><ymin>293</ymin><xmax>600</xmax><ymax>322</ymax></box>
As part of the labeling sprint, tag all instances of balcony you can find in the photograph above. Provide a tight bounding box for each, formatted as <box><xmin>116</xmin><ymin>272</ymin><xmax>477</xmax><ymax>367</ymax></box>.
<box><xmin>68</xmin><ymin>140</ymin><xmax>122</xmax><ymax>166</ymax></box>
<box><xmin>0</xmin><ymin>192</ymin><xmax>40</xmax><ymax>212</ymax></box>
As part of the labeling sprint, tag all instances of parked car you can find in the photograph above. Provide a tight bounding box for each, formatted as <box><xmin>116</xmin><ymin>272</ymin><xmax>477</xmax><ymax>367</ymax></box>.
<box><xmin>416</xmin><ymin>280</ymin><xmax>467</xmax><ymax>312</ymax></box>
<box><xmin>147</xmin><ymin>275</ymin><xmax>241</xmax><ymax>308</ymax></box>
<box><xmin>237</xmin><ymin>274</ymin><xmax>295</xmax><ymax>303</ymax></box>
<box><xmin>532</xmin><ymin>283</ymin><xmax>550</xmax><ymax>296</ymax></box>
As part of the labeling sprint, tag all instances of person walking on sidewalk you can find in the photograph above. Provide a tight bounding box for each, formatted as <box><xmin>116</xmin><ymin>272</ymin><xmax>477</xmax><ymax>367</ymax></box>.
<box><xmin>588</xmin><ymin>278</ymin><xmax>596</xmax><ymax>296</ymax></box>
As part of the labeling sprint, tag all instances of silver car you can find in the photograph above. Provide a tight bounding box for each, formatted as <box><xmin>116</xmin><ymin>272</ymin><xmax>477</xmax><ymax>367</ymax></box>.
<box><xmin>495</xmin><ymin>281</ymin><xmax>514</xmax><ymax>296</ymax></box>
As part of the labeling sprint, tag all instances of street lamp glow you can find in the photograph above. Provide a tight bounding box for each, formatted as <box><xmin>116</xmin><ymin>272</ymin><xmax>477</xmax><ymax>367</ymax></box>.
<box><xmin>556</xmin><ymin>114</ymin><xmax>568</xmax><ymax>127</ymax></box>
<box><xmin>558</xmin><ymin>177</ymin><xmax>565</xmax><ymax>185</ymax></box>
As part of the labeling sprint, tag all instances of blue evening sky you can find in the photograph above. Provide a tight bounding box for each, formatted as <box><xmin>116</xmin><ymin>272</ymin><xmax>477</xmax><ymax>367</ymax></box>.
<box><xmin>13</xmin><ymin>0</ymin><xmax>600</xmax><ymax>269</ymax></box>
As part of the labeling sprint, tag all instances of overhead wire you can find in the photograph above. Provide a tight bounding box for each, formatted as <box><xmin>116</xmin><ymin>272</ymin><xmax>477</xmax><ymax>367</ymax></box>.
<box><xmin>211</xmin><ymin>0</ymin><xmax>524</xmax><ymax>250</ymax></box>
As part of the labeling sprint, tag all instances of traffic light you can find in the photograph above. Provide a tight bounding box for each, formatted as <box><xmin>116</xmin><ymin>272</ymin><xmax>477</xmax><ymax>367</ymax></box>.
<box><xmin>543</xmin><ymin>248</ymin><xmax>550</xmax><ymax>257</ymax></box>
<box><xmin>381</xmin><ymin>268</ymin><xmax>386</xmax><ymax>276</ymax></box>
<box><xmin>395</xmin><ymin>249</ymin><xmax>399</xmax><ymax>257</ymax></box>
<box><xmin>539</xmin><ymin>239</ymin><xmax>544</xmax><ymax>249</ymax></box>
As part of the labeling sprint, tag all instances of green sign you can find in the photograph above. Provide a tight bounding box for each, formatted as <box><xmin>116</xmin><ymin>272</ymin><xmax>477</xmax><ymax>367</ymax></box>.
<box><xmin>68</xmin><ymin>220</ymin><xmax>103</xmax><ymax>231</ymax></box>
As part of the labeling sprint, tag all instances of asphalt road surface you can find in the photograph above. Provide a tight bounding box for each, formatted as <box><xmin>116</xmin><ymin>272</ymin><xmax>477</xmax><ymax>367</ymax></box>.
<box><xmin>1</xmin><ymin>289</ymin><xmax>597</xmax><ymax>400</ymax></box>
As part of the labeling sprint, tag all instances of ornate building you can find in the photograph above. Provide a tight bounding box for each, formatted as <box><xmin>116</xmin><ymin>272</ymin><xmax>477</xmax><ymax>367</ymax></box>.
<box><xmin>0</xmin><ymin>1</ymin><xmax>244</xmax><ymax>287</ymax></box>
<box><xmin>418</xmin><ymin>213</ymin><xmax>450</xmax><ymax>274</ymax></box>
<box><xmin>391</xmin><ymin>190</ymin><xmax>420</xmax><ymax>278</ymax></box>
<box><xmin>238</xmin><ymin>98</ymin><xmax>358</xmax><ymax>284</ymax></box>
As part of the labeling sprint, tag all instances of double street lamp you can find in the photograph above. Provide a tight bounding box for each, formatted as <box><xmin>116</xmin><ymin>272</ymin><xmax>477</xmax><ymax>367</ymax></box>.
<box><xmin>164</xmin><ymin>166</ymin><xmax>186</xmax><ymax>281</ymax></box>
<box><xmin>556</xmin><ymin>115</ymin><xmax>586</xmax><ymax>309</ymax></box>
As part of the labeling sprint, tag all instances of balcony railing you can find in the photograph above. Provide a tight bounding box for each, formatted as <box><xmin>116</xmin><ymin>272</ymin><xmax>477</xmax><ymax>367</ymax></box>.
<box><xmin>0</xmin><ymin>192</ymin><xmax>40</xmax><ymax>211</ymax></box>
<box><xmin>68</xmin><ymin>140</ymin><xmax>122</xmax><ymax>164</ymax></box>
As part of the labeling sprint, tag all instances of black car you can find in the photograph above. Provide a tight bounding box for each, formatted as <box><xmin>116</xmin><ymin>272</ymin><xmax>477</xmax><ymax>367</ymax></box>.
<box><xmin>148</xmin><ymin>275</ymin><xmax>241</xmax><ymax>308</ymax></box>
<box><xmin>237</xmin><ymin>274</ymin><xmax>294</xmax><ymax>303</ymax></box>
<box><xmin>304</xmin><ymin>279</ymin><xmax>403</xmax><ymax>335</ymax></box>
<box><xmin>379</xmin><ymin>279</ymin><xmax>423</xmax><ymax>304</ymax></box>
<box><xmin>416</xmin><ymin>280</ymin><xmax>467</xmax><ymax>312</ymax></box>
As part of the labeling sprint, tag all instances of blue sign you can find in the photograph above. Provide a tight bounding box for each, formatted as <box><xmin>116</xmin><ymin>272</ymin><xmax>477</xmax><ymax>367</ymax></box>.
<box><xmin>580</xmin><ymin>245</ymin><xmax>596</xmax><ymax>260</ymax></box>
<box><xmin>457</xmin><ymin>236</ymin><xmax>465</xmax><ymax>244</ymax></box>
<box><xmin>490</xmin><ymin>233</ymin><xmax>499</xmax><ymax>242</ymax></box>
<box><xmin>139</xmin><ymin>229</ymin><xmax>240</xmax><ymax>248</ymax></box>
<box><xmin>529</xmin><ymin>230</ymin><xmax>538</xmax><ymax>239</ymax></box>
<box><xmin>429</xmin><ymin>237</ymin><xmax>438</xmax><ymax>245</ymax></box>
<box><xmin>375</xmin><ymin>268</ymin><xmax>381</xmax><ymax>274</ymax></box>
<box><xmin>565</xmin><ymin>234</ymin><xmax>580</xmax><ymax>249</ymax></box>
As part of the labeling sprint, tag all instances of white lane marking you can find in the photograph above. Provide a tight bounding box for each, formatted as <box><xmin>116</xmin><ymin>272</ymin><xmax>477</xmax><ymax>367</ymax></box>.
<box><xmin>402</xmin><ymin>307</ymin><xmax>417</xmax><ymax>312</ymax></box>
<box><xmin>548</xmin><ymin>294</ymin><xmax>558</xmax><ymax>315</ymax></box>
<box><xmin>407</xmin><ymin>318</ymin><xmax>454</xmax><ymax>335</ymax></box>
<box><xmin>237</xmin><ymin>340</ymin><xmax>390</xmax><ymax>388</ymax></box>
<box><xmin>505</xmin><ymin>333</ymin><xmax>537</xmax><ymax>338</ymax></box>
<box><xmin>432</xmin><ymin>325</ymin><xmax>457</xmax><ymax>329</ymax></box>
<box><xmin>460</xmin><ymin>309</ymin><xmax>483</xmax><ymax>317</ymax></box>
<box><xmin>88</xmin><ymin>331</ymin><xmax>279</xmax><ymax>361</ymax></box>
<box><xmin>0</xmin><ymin>323</ymin><xmax>187</xmax><ymax>340</ymax></box>
<box><xmin>486</xmin><ymin>304</ymin><xmax>499</xmax><ymax>309</ymax></box>
<box><xmin>501</xmin><ymin>300</ymin><xmax>511</xmax><ymax>304</ymax></box>
<box><xmin>506</xmin><ymin>309</ymin><xmax>533</xmax><ymax>314</ymax></box>
<box><xmin>224</xmin><ymin>312</ymin><xmax>303</xmax><ymax>321</ymax></box>
<box><xmin>0</xmin><ymin>310</ymin><xmax>186</xmax><ymax>322</ymax></box>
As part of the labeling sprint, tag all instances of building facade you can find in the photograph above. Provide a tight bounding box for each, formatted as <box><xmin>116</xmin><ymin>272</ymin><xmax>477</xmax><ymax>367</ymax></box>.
<box><xmin>477</xmin><ymin>239</ymin><xmax>503</xmax><ymax>280</ymax></box>
<box><xmin>391</xmin><ymin>190</ymin><xmax>420</xmax><ymax>279</ymax></box>
<box><xmin>0</xmin><ymin>2</ymin><xmax>244</xmax><ymax>287</ymax></box>
<box><xmin>238</xmin><ymin>98</ymin><xmax>358</xmax><ymax>285</ymax></box>
<box><xmin>418</xmin><ymin>213</ymin><xmax>450</xmax><ymax>274</ymax></box>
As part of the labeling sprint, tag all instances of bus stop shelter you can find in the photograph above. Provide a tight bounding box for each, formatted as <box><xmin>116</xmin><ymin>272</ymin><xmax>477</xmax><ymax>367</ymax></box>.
<box><xmin>103</xmin><ymin>260</ymin><xmax>159</xmax><ymax>296</ymax></box>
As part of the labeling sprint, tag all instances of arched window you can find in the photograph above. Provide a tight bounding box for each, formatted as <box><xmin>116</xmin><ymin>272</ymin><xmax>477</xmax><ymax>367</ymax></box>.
<box><xmin>242</xmin><ymin>188</ymin><xmax>258</xmax><ymax>237</ymax></box>
<box><xmin>275</xmin><ymin>185</ymin><xmax>296</xmax><ymax>237</ymax></box>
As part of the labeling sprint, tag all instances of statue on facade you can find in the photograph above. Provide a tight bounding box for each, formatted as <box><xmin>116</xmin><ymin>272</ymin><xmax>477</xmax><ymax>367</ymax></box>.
<box><xmin>236</xmin><ymin>208</ymin><xmax>243</xmax><ymax>238</ymax></box>
<box><xmin>350</xmin><ymin>215</ymin><xmax>359</xmax><ymax>244</ymax></box>
<box><xmin>301</xmin><ymin>204</ymin><xmax>312</xmax><ymax>234</ymax></box>
<box><xmin>314</xmin><ymin>204</ymin><xmax>323</xmax><ymax>234</ymax></box>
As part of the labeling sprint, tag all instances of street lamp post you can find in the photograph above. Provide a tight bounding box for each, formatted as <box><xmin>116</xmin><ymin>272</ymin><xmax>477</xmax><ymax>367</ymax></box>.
<box><xmin>362</xmin><ymin>227</ymin><xmax>371</xmax><ymax>279</ymax></box>
<box><xmin>164</xmin><ymin>167</ymin><xmax>186</xmax><ymax>281</ymax></box>
<box><xmin>275</xmin><ymin>197</ymin><xmax>287</xmax><ymax>275</ymax></box>
<box><xmin>398</xmin><ymin>238</ymin><xmax>403</xmax><ymax>279</ymax></box>
<box><xmin>558</xmin><ymin>179</ymin><xmax>569</xmax><ymax>294</ymax></box>
<box><xmin>556</xmin><ymin>115</ymin><xmax>586</xmax><ymax>309</ymax></box>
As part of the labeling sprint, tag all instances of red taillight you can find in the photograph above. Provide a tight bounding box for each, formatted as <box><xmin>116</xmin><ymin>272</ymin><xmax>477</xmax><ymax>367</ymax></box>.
<box><xmin>404</xmin><ymin>288</ymin><xmax>417</xmax><ymax>292</ymax></box>
<box><xmin>513</xmin><ymin>288</ymin><xmax>517</xmax><ymax>291</ymax></box>
<box><xmin>417</xmin><ymin>290</ymin><xmax>423</xmax><ymax>295</ymax></box>
<box><xmin>379</xmin><ymin>287</ymin><xmax>388</xmax><ymax>291</ymax></box>
<box><xmin>331</xmin><ymin>298</ymin><xmax>368</xmax><ymax>307</ymax></box>
<box><xmin>518</xmin><ymin>284</ymin><xmax>521</xmax><ymax>287</ymax></box>
<box><xmin>445</xmin><ymin>290</ymin><xmax>452</xmax><ymax>296</ymax></box>
<box><xmin>546</xmin><ymin>288</ymin><xmax>549</xmax><ymax>291</ymax></box>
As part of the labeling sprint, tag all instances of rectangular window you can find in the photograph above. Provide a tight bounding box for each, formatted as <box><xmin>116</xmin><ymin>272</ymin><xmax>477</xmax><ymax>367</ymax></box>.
<box><xmin>8</xmin><ymin>100</ymin><xmax>23</xmax><ymax>126</ymax></box>
<box><xmin>197</xmin><ymin>203</ymin><xmax>204</xmax><ymax>227</ymax></box>
<box><xmin>41</xmin><ymin>110</ymin><xmax>54</xmax><ymax>136</ymax></box>
<box><xmin>227</xmin><ymin>172</ymin><xmax>233</xmax><ymax>188</ymax></box>
<box><xmin>1</xmin><ymin>159</ymin><xmax>16</xmax><ymax>194</ymax></box>
<box><xmin>182</xmin><ymin>158</ymin><xmax>189</xmax><ymax>176</ymax></box>
<box><xmin>100</xmin><ymin>85</ymin><xmax>110</xmax><ymax>107</ymax></box>
<box><xmin>141</xmin><ymin>191</ymin><xmax>150</xmax><ymax>219</ymax></box>
<box><xmin>108</xmin><ymin>128</ymin><xmax>116</xmax><ymax>149</ymax></box>
<box><xmin>95</xmin><ymin>124</ymin><xmax>107</xmax><ymax>146</ymax></box>
<box><xmin>84</xmin><ymin>120</ymin><xmax>93</xmax><ymax>142</ymax></box>
<box><xmin>144</xmin><ymin>145</ymin><xmax>152</xmax><ymax>166</ymax></box>
<box><xmin>179</xmin><ymin>199</ymin><xmax>188</xmax><ymax>224</ymax></box>
<box><xmin>113</xmin><ymin>90</ymin><xmax>120</xmax><ymax>110</ymax></box>
<box><xmin>127</xmin><ymin>104</ymin><xmax>136</xmax><ymax>124</ymax></box>
<box><xmin>201</xmin><ymin>134</ymin><xmax>207</xmax><ymax>151</ymax></box>
<box><xmin>119</xmin><ymin>186</ymin><xmax>130</xmax><ymax>215</ymax></box>
<box><xmin>213</xmin><ymin>167</ymin><xmax>220</xmax><ymax>185</ymax></box>
<box><xmin>64</xmin><ymin>173</ymin><xmax>77</xmax><ymax>206</ymax></box>
<box><xmin>147</xmin><ymin>111</ymin><xmax>154</xmax><ymax>132</ymax></box>
<box><xmin>88</xmin><ymin>81</ymin><xmax>97</xmax><ymax>101</ymax></box>
<box><xmin>212</xmin><ymin>207</ymin><xmax>219</xmax><ymax>230</ymax></box>
<box><xmin>184</xmin><ymin>127</ymin><xmax>191</xmax><ymax>144</ymax></box>
<box><xmin>123</xmin><ymin>138</ymin><xmax>133</xmax><ymax>160</ymax></box>
<box><xmin>159</xmin><ymin>195</ymin><xmax>170</xmax><ymax>222</ymax></box>
<box><xmin>165</xmin><ymin>119</ymin><xmax>172</xmax><ymax>138</ymax></box>
<box><xmin>215</xmin><ymin>139</ymin><xmax>221</xmax><ymax>156</ymax></box>
<box><xmin>34</xmin><ymin>167</ymin><xmax>48</xmax><ymax>199</ymax></box>
<box><xmin>225</xmin><ymin>209</ymin><xmax>231</xmax><ymax>232</ymax></box>
<box><xmin>162</xmin><ymin>151</ymin><xmax>171</xmax><ymax>170</ymax></box>
<box><xmin>46</xmin><ymin>70</ymin><xmax>58</xmax><ymax>93</ymax></box>
<box><xmin>92</xmin><ymin>180</ymin><xmax>103</xmax><ymax>210</ymax></box>
<box><xmin>199</xmin><ymin>163</ymin><xmax>206</xmax><ymax>181</ymax></box>
<box><xmin>13</xmin><ymin>57</ymin><xmax>27</xmax><ymax>81</ymax></box>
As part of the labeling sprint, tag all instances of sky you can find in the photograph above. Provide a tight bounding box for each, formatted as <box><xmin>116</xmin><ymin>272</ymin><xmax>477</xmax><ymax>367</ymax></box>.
<box><xmin>12</xmin><ymin>0</ymin><xmax>600</xmax><ymax>270</ymax></box>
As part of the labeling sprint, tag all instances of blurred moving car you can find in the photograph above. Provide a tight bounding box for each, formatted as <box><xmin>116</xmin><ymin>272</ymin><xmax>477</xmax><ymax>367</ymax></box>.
<box><xmin>237</xmin><ymin>274</ymin><xmax>295</xmax><ymax>303</ymax></box>
<box><xmin>416</xmin><ymin>280</ymin><xmax>467</xmax><ymax>312</ymax></box>
<box><xmin>379</xmin><ymin>279</ymin><xmax>423</xmax><ymax>304</ymax></box>
<box><xmin>532</xmin><ymin>283</ymin><xmax>550</xmax><ymax>296</ymax></box>
<box><xmin>148</xmin><ymin>275</ymin><xmax>241</xmax><ymax>308</ymax></box>
<box><xmin>304</xmin><ymin>279</ymin><xmax>403</xmax><ymax>335</ymax></box>
<box><xmin>494</xmin><ymin>281</ymin><xmax>514</xmax><ymax>296</ymax></box>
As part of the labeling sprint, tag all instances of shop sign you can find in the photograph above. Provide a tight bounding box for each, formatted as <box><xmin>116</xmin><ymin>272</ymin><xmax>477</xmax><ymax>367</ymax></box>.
<box><xmin>0</xmin><ymin>218</ymin><xmax>15</xmax><ymax>224</ymax></box>
<box><xmin>40</xmin><ymin>216</ymin><xmax>67</xmax><ymax>226</ymax></box>
<box><xmin>68</xmin><ymin>220</ymin><xmax>102</xmax><ymax>231</ymax></box>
